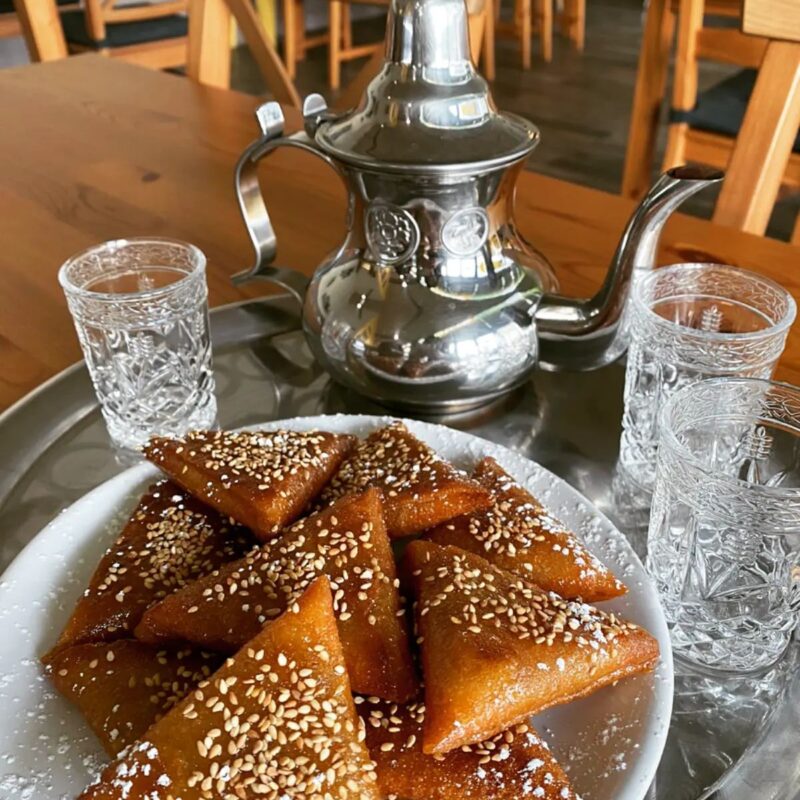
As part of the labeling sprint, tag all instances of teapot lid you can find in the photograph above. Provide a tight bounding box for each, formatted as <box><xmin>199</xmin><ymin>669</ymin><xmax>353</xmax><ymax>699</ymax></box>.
<box><xmin>313</xmin><ymin>0</ymin><xmax>539</xmax><ymax>174</ymax></box>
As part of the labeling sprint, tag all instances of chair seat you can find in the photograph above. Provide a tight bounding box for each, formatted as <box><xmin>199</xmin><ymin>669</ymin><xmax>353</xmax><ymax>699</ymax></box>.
<box><xmin>670</xmin><ymin>68</ymin><xmax>800</xmax><ymax>154</ymax></box>
<box><xmin>61</xmin><ymin>7</ymin><xmax>187</xmax><ymax>49</ymax></box>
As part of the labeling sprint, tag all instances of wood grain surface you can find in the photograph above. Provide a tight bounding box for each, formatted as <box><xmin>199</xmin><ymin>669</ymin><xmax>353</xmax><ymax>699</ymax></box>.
<box><xmin>1</xmin><ymin>54</ymin><xmax>799</xmax><ymax>411</ymax></box>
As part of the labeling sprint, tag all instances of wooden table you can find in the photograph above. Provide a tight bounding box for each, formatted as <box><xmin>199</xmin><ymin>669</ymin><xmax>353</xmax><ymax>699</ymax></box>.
<box><xmin>2</xmin><ymin>54</ymin><xmax>799</xmax><ymax>412</ymax></box>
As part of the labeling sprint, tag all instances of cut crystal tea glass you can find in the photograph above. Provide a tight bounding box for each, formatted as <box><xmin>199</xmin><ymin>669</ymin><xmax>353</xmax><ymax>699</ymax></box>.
<box><xmin>617</xmin><ymin>263</ymin><xmax>795</xmax><ymax>496</ymax></box>
<box><xmin>647</xmin><ymin>377</ymin><xmax>800</xmax><ymax>673</ymax></box>
<box><xmin>59</xmin><ymin>238</ymin><xmax>217</xmax><ymax>450</ymax></box>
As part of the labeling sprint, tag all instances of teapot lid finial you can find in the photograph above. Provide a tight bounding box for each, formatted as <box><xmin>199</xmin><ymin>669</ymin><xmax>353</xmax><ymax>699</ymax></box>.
<box><xmin>314</xmin><ymin>0</ymin><xmax>539</xmax><ymax>173</ymax></box>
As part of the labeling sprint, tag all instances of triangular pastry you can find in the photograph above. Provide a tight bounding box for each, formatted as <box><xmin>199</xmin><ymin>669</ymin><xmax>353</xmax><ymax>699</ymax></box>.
<box><xmin>79</xmin><ymin>577</ymin><xmax>381</xmax><ymax>800</ymax></box>
<box><xmin>427</xmin><ymin>457</ymin><xmax>626</xmax><ymax>601</ymax></box>
<box><xmin>135</xmin><ymin>488</ymin><xmax>418</xmax><ymax>702</ymax></box>
<box><xmin>317</xmin><ymin>421</ymin><xmax>491</xmax><ymax>538</ymax></box>
<box><xmin>357</xmin><ymin>696</ymin><xmax>581</xmax><ymax>800</ymax></box>
<box><xmin>50</xmin><ymin>480</ymin><xmax>252</xmax><ymax>653</ymax></box>
<box><xmin>43</xmin><ymin>640</ymin><xmax>220</xmax><ymax>755</ymax></box>
<box><xmin>144</xmin><ymin>429</ymin><xmax>356</xmax><ymax>541</ymax></box>
<box><xmin>406</xmin><ymin>541</ymin><xmax>659</xmax><ymax>753</ymax></box>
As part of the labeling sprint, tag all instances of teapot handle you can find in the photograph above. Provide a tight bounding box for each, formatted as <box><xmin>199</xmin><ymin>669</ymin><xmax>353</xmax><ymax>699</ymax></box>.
<box><xmin>232</xmin><ymin>101</ymin><xmax>348</xmax><ymax>305</ymax></box>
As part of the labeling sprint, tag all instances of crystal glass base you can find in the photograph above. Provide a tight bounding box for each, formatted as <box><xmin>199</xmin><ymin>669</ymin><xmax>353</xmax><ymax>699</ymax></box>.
<box><xmin>103</xmin><ymin>391</ymin><xmax>218</xmax><ymax>451</ymax></box>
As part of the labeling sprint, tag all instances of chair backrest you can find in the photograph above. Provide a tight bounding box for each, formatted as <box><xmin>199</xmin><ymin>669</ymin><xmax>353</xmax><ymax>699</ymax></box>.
<box><xmin>670</xmin><ymin>0</ymin><xmax>767</xmax><ymax>122</ymax></box>
<box><xmin>82</xmin><ymin>0</ymin><xmax>188</xmax><ymax>43</ymax></box>
<box><xmin>713</xmin><ymin>0</ymin><xmax>800</xmax><ymax>238</ymax></box>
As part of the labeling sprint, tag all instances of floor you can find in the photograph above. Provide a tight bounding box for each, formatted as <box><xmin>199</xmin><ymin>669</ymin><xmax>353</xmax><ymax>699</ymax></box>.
<box><xmin>231</xmin><ymin>0</ymin><xmax>799</xmax><ymax>240</ymax></box>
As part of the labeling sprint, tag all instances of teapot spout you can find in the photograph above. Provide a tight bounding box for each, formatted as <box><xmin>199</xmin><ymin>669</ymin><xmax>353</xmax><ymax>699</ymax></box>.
<box><xmin>536</xmin><ymin>165</ymin><xmax>724</xmax><ymax>371</ymax></box>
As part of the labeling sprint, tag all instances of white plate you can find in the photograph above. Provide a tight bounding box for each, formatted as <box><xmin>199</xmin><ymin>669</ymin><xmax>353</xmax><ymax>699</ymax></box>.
<box><xmin>0</xmin><ymin>415</ymin><xmax>673</xmax><ymax>800</ymax></box>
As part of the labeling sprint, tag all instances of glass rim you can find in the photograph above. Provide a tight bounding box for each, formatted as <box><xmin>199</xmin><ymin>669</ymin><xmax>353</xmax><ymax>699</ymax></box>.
<box><xmin>659</xmin><ymin>376</ymin><xmax>800</xmax><ymax>500</ymax></box>
<box><xmin>632</xmin><ymin>262</ymin><xmax>797</xmax><ymax>344</ymax></box>
<box><xmin>58</xmin><ymin>237</ymin><xmax>207</xmax><ymax>303</ymax></box>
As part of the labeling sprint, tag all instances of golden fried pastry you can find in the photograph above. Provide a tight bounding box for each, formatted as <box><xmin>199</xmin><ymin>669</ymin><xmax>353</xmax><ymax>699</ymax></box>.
<box><xmin>135</xmin><ymin>489</ymin><xmax>418</xmax><ymax>702</ymax></box>
<box><xmin>406</xmin><ymin>541</ymin><xmax>659</xmax><ymax>754</ymax></box>
<box><xmin>43</xmin><ymin>640</ymin><xmax>220</xmax><ymax>756</ymax></box>
<box><xmin>427</xmin><ymin>457</ymin><xmax>626</xmax><ymax>601</ymax></box>
<box><xmin>79</xmin><ymin>577</ymin><xmax>381</xmax><ymax>800</ymax></box>
<box><xmin>357</xmin><ymin>696</ymin><xmax>580</xmax><ymax>800</ymax></box>
<box><xmin>144</xmin><ymin>429</ymin><xmax>356</xmax><ymax>541</ymax></box>
<box><xmin>49</xmin><ymin>480</ymin><xmax>252</xmax><ymax>654</ymax></box>
<box><xmin>317</xmin><ymin>422</ymin><xmax>491</xmax><ymax>538</ymax></box>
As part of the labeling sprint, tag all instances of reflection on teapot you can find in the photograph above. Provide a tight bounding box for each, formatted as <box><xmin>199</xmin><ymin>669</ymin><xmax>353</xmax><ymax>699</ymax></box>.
<box><xmin>232</xmin><ymin>0</ymin><xmax>722</xmax><ymax>412</ymax></box>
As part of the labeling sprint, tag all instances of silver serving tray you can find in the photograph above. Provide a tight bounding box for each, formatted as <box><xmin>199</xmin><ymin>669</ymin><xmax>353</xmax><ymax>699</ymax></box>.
<box><xmin>0</xmin><ymin>295</ymin><xmax>797</xmax><ymax>800</ymax></box>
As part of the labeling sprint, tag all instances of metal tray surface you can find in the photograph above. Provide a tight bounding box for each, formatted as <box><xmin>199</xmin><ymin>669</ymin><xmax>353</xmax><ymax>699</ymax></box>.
<box><xmin>0</xmin><ymin>296</ymin><xmax>797</xmax><ymax>800</ymax></box>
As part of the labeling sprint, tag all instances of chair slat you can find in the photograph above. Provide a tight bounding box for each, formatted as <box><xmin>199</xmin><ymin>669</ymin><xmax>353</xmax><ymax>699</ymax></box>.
<box><xmin>714</xmin><ymin>41</ymin><xmax>800</xmax><ymax>234</ymax></box>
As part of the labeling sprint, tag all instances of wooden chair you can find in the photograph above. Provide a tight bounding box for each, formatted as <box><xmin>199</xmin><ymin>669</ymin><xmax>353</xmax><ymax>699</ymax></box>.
<box><xmin>714</xmin><ymin>0</ymin><xmax>800</xmax><ymax>243</ymax></box>
<box><xmin>622</xmin><ymin>0</ymin><xmax>741</xmax><ymax>199</ymax></box>
<box><xmin>56</xmin><ymin>0</ymin><xmax>192</xmax><ymax>69</ymax></box>
<box><xmin>327</xmin><ymin>0</ymin><xmax>495</xmax><ymax>90</ymax></box>
<box><xmin>496</xmin><ymin>0</ymin><xmax>584</xmax><ymax>69</ymax></box>
<box><xmin>1</xmin><ymin>0</ymin><xmax>24</xmax><ymax>40</ymax></box>
<box><xmin>187</xmin><ymin>0</ymin><xmax>300</xmax><ymax>104</ymax></box>
<box><xmin>623</xmin><ymin>0</ymin><xmax>800</xmax><ymax>241</ymax></box>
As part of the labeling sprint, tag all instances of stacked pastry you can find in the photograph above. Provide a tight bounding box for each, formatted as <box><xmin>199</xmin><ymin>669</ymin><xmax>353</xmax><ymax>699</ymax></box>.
<box><xmin>42</xmin><ymin>422</ymin><xmax>659</xmax><ymax>800</ymax></box>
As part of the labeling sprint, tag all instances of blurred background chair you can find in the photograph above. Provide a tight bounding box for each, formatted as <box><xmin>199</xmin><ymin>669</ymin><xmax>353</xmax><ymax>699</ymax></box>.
<box><xmin>58</xmin><ymin>0</ymin><xmax>190</xmax><ymax>69</ymax></box>
<box><xmin>330</xmin><ymin>0</ymin><xmax>493</xmax><ymax>100</ymax></box>
<box><xmin>188</xmin><ymin>0</ymin><xmax>300</xmax><ymax>102</ymax></box>
<box><xmin>713</xmin><ymin>0</ymin><xmax>800</xmax><ymax>242</ymax></box>
<box><xmin>623</xmin><ymin>0</ymin><xmax>742</xmax><ymax>199</ymax></box>
<box><xmin>623</xmin><ymin>0</ymin><xmax>800</xmax><ymax>240</ymax></box>
<box><xmin>327</xmin><ymin>0</ymin><xmax>494</xmax><ymax>89</ymax></box>
<box><xmin>495</xmin><ymin>0</ymin><xmax>584</xmax><ymax>69</ymax></box>
<box><xmin>11</xmin><ymin>0</ymin><xmax>300</xmax><ymax>103</ymax></box>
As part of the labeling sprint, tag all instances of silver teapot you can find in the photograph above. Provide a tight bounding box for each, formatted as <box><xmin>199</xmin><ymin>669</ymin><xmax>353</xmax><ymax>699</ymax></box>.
<box><xmin>232</xmin><ymin>0</ymin><xmax>721</xmax><ymax>412</ymax></box>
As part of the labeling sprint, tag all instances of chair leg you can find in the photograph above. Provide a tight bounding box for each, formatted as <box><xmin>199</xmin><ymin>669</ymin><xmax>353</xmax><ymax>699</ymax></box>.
<box><xmin>559</xmin><ymin>0</ymin><xmax>569</xmax><ymax>36</ymax></box>
<box><xmin>621</xmin><ymin>0</ymin><xmax>674</xmax><ymax>200</ymax></box>
<box><xmin>564</xmin><ymin>0</ymin><xmax>584</xmax><ymax>51</ymax></box>
<box><xmin>792</xmin><ymin>214</ymin><xmax>800</xmax><ymax>246</ymax></box>
<box><xmin>520</xmin><ymin>0</ymin><xmax>531</xmax><ymax>68</ymax></box>
<box><xmin>187</xmin><ymin>0</ymin><xmax>231</xmax><ymax>88</ymax></box>
<box><xmin>662</xmin><ymin>122</ymin><xmax>689</xmax><ymax>170</ymax></box>
<box><xmin>294</xmin><ymin>0</ymin><xmax>306</xmax><ymax>57</ymax></box>
<box><xmin>536</xmin><ymin>0</ymin><xmax>552</xmax><ymax>62</ymax></box>
<box><xmin>329</xmin><ymin>0</ymin><xmax>342</xmax><ymax>90</ymax></box>
<box><xmin>12</xmin><ymin>0</ymin><xmax>67</xmax><ymax>61</ymax></box>
<box><xmin>483</xmin><ymin>0</ymin><xmax>496</xmax><ymax>80</ymax></box>
<box><xmin>283</xmin><ymin>0</ymin><xmax>297</xmax><ymax>79</ymax></box>
<box><xmin>341</xmin><ymin>1</ymin><xmax>352</xmax><ymax>50</ymax></box>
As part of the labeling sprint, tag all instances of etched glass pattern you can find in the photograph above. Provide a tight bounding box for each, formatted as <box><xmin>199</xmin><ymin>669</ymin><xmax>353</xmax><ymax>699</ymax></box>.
<box><xmin>59</xmin><ymin>239</ymin><xmax>217</xmax><ymax>449</ymax></box>
<box><xmin>647</xmin><ymin>378</ymin><xmax>800</xmax><ymax>672</ymax></box>
<box><xmin>618</xmin><ymin>264</ymin><xmax>795</xmax><ymax>492</ymax></box>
